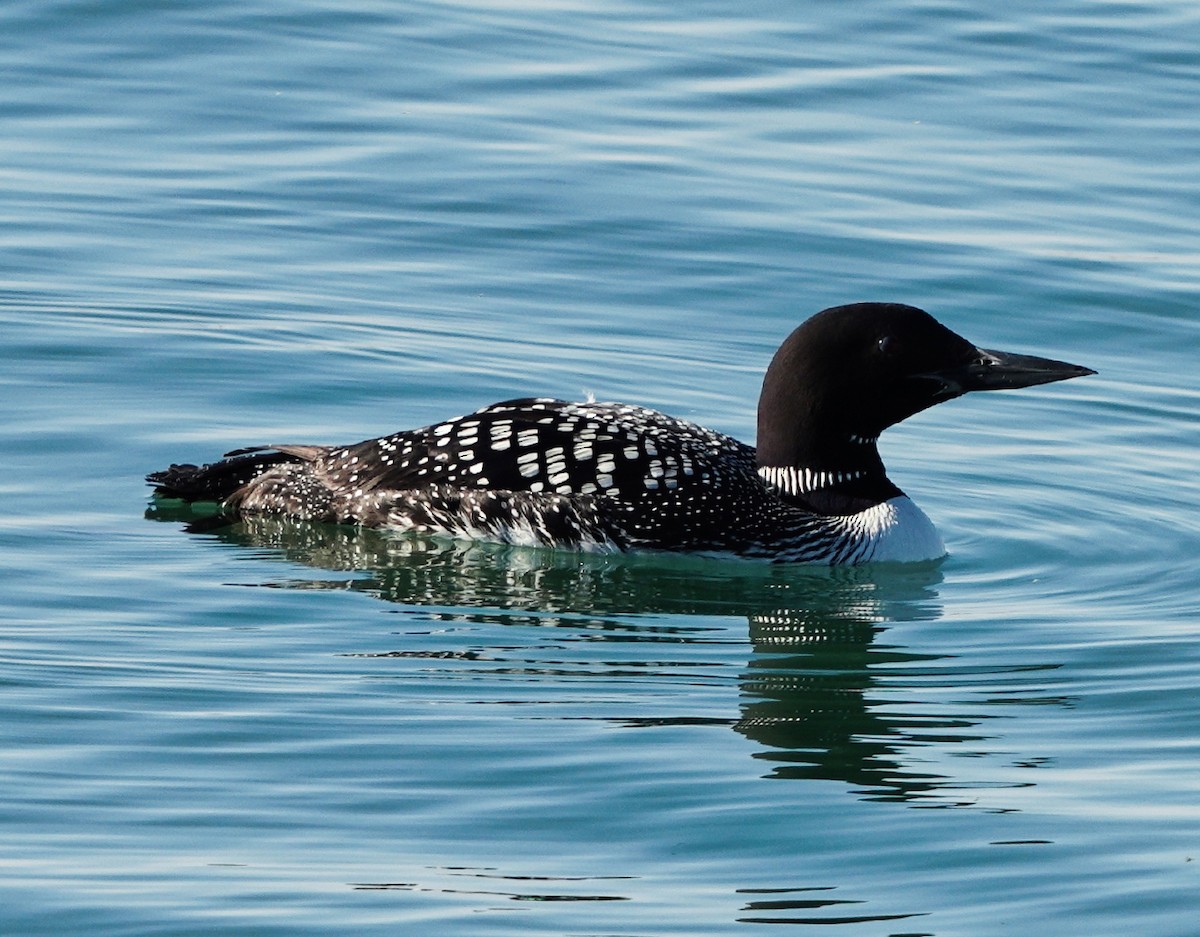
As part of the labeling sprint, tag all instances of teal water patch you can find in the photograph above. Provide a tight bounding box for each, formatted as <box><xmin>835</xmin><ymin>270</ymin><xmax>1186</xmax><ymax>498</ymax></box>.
<box><xmin>2</xmin><ymin>0</ymin><xmax>1199</xmax><ymax>934</ymax></box>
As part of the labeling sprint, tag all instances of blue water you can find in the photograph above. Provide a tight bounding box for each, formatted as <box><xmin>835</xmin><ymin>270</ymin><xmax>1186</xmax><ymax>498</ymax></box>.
<box><xmin>3</xmin><ymin>1</ymin><xmax>1200</xmax><ymax>934</ymax></box>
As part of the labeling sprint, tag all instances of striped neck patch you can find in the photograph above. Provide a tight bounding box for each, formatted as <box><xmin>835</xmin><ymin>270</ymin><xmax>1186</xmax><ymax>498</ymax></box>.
<box><xmin>757</xmin><ymin>465</ymin><xmax>866</xmax><ymax>496</ymax></box>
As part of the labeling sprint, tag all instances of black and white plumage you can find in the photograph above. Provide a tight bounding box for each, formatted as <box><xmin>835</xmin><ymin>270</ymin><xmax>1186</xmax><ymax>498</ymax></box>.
<box><xmin>148</xmin><ymin>303</ymin><xmax>1094</xmax><ymax>564</ymax></box>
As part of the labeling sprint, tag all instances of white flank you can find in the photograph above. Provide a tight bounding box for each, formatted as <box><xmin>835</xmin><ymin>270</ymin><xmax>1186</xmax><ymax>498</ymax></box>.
<box><xmin>833</xmin><ymin>496</ymin><xmax>945</xmax><ymax>563</ymax></box>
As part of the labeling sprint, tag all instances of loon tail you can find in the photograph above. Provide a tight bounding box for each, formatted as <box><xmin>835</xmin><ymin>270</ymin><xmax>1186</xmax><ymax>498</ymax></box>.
<box><xmin>146</xmin><ymin>448</ymin><xmax>304</xmax><ymax>503</ymax></box>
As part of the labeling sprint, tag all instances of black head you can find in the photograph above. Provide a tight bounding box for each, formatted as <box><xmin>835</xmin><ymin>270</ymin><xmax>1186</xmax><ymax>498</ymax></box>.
<box><xmin>756</xmin><ymin>302</ymin><xmax>1094</xmax><ymax>471</ymax></box>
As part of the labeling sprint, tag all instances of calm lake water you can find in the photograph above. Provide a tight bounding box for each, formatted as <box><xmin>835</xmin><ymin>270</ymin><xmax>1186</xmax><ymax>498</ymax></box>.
<box><xmin>3</xmin><ymin>1</ymin><xmax>1199</xmax><ymax>935</ymax></box>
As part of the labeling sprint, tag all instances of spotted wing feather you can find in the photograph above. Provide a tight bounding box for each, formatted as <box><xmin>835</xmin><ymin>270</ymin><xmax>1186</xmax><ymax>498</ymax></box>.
<box><xmin>152</xmin><ymin>397</ymin><xmax>841</xmax><ymax>558</ymax></box>
<box><xmin>324</xmin><ymin>397</ymin><xmax>759</xmax><ymax>500</ymax></box>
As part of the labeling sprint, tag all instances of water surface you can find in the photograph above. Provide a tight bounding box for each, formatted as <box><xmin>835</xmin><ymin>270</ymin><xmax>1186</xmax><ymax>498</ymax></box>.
<box><xmin>2</xmin><ymin>1</ymin><xmax>1199</xmax><ymax>935</ymax></box>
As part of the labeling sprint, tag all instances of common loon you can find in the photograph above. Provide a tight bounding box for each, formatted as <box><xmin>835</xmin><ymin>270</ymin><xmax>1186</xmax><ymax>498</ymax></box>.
<box><xmin>147</xmin><ymin>302</ymin><xmax>1094</xmax><ymax>563</ymax></box>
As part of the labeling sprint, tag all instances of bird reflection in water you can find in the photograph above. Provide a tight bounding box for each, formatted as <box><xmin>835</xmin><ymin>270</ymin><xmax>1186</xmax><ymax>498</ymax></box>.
<box><xmin>147</xmin><ymin>504</ymin><xmax>1037</xmax><ymax>805</ymax></box>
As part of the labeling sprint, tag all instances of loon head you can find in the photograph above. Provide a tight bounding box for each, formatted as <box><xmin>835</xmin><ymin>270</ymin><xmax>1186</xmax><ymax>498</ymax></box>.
<box><xmin>756</xmin><ymin>302</ymin><xmax>1095</xmax><ymax>490</ymax></box>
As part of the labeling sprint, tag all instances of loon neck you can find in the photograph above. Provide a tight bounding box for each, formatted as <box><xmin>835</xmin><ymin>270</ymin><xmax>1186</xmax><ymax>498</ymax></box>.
<box><xmin>755</xmin><ymin>344</ymin><xmax>900</xmax><ymax>511</ymax></box>
<box><xmin>755</xmin><ymin>434</ymin><xmax>901</xmax><ymax>513</ymax></box>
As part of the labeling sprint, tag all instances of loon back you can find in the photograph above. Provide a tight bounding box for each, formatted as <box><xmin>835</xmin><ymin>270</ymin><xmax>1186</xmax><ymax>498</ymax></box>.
<box><xmin>148</xmin><ymin>303</ymin><xmax>1094</xmax><ymax>564</ymax></box>
<box><xmin>150</xmin><ymin>398</ymin><xmax>864</xmax><ymax>561</ymax></box>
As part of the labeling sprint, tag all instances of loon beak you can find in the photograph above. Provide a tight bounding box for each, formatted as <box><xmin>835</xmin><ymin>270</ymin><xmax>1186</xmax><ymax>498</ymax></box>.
<box><xmin>960</xmin><ymin>347</ymin><xmax>1097</xmax><ymax>391</ymax></box>
<box><xmin>925</xmin><ymin>347</ymin><xmax>1096</xmax><ymax>397</ymax></box>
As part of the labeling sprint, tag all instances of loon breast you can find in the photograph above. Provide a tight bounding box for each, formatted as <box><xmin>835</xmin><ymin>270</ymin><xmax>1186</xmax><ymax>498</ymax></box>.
<box><xmin>828</xmin><ymin>496</ymin><xmax>945</xmax><ymax>564</ymax></box>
